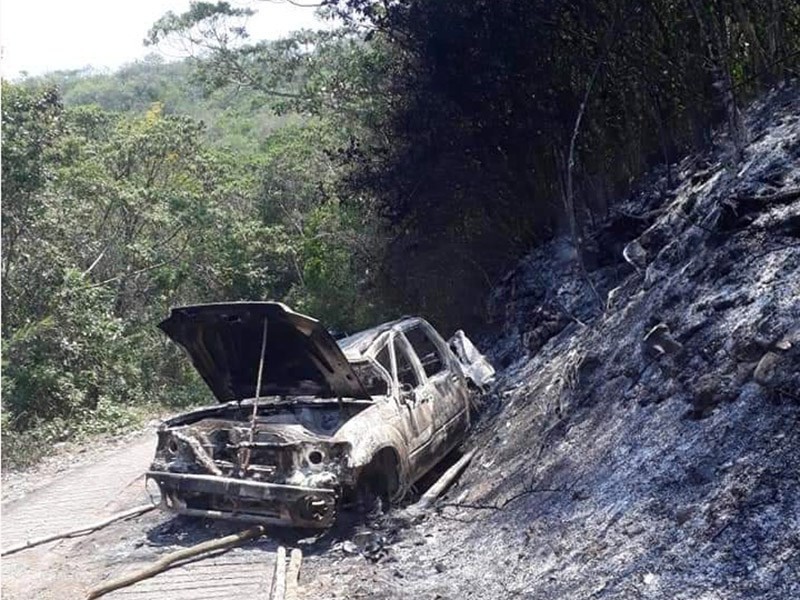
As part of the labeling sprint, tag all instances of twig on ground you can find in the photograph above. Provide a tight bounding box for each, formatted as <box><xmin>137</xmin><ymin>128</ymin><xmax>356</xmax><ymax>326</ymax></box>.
<box><xmin>414</xmin><ymin>449</ymin><xmax>476</xmax><ymax>510</ymax></box>
<box><xmin>441</xmin><ymin>471</ymin><xmax>586</xmax><ymax>513</ymax></box>
<box><xmin>285</xmin><ymin>548</ymin><xmax>303</xmax><ymax>600</ymax></box>
<box><xmin>2</xmin><ymin>504</ymin><xmax>154</xmax><ymax>557</ymax></box>
<box><xmin>440</xmin><ymin>487</ymin><xmax>564</xmax><ymax>512</ymax></box>
<box><xmin>85</xmin><ymin>525</ymin><xmax>266</xmax><ymax>599</ymax></box>
<box><xmin>736</xmin><ymin>188</ymin><xmax>800</xmax><ymax>204</ymax></box>
<box><xmin>270</xmin><ymin>546</ymin><xmax>287</xmax><ymax>600</ymax></box>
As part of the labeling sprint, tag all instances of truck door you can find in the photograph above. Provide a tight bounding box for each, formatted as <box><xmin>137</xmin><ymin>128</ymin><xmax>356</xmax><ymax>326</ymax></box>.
<box><xmin>391</xmin><ymin>334</ymin><xmax>438</xmax><ymax>477</ymax></box>
<box><xmin>404</xmin><ymin>323</ymin><xmax>470</xmax><ymax>454</ymax></box>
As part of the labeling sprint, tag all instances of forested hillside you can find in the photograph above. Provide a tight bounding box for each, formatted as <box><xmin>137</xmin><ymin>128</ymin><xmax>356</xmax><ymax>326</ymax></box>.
<box><xmin>24</xmin><ymin>58</ymin><xmax>302</xmax><ymax>152</ymax></box>
<box><xmin>3</xmin><ymin>0</ymin><xmax>799</xmax><ymax>468</ymax></box>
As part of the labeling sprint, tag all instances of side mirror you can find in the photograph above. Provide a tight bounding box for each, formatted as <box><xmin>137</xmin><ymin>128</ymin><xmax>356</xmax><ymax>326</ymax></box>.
<box><xmin>398</xmin><ymin>383</ymin><xmax>416</xmax><ymax>405</ymax></box>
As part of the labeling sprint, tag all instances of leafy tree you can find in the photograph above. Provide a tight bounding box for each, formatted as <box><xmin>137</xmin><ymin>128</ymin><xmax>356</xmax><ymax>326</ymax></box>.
<box><xmin>1</xmin><ymin>87</ymin><xmax>247</xmax><ymax>464</ymax></box>
<box><xmin>1</xmin><ymin>77</ymin><xmax>385</xmax><ymax>466</ymax></box>
<box><xmin>23</xmin><ymin>57</ymin><xmax>298</xmax><ymax>153</ymax></box>
<box><xmin>1</xmin><ymin>83</ymin><xmax>64</xmax><ymax>311</ymax></box>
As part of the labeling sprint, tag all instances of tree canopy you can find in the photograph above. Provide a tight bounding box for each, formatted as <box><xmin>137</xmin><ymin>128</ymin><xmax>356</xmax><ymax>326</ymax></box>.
<box><xmin>3</xmin><ymin>0</ymin><xmax>799</xmax><ymax>467</ymax></box>
<box><xmin>142</xmin><ymin>0</ymin><xmax>800</xmax><ymax>327</ymax></box>
<box><xmin>1</xmin><ymin>78</ymin><xmax>384</xmax><ymax>466</ymax></box>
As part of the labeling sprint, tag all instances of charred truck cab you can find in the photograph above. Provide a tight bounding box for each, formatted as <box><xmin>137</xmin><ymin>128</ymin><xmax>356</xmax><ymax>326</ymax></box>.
<box><xmin>146</xmin><ymin>302</ymin><xmax>494</xmax><ymax>528</ymax></box>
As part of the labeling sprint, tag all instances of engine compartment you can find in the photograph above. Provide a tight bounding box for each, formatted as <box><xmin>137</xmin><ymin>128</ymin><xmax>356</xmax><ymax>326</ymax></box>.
<box><xmin>153</xmin><ymin>401</ymin><xmax>370</xmax><ymax>480</ymax></box>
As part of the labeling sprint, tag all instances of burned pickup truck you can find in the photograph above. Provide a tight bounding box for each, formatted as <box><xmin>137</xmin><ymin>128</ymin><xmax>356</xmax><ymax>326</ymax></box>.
<box><xmin>145</xmin><ymin>302</ymin><xmax>494</xmax><ymax>528</ymax></box>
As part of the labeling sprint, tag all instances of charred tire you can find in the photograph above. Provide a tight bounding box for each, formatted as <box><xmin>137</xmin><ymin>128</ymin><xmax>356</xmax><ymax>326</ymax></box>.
<box><xmin>356</xmin><ymin>448</ymin><xmax>400</xmax><ymax>515</ymax></box>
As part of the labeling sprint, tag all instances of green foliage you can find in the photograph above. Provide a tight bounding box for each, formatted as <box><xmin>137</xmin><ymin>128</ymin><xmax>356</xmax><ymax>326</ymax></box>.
<box><xmin>3</xmin><ymin>269</ymin><xmax>133</xmax><ymax>427</ymax></box>
<box><xmin>23</xmin><ymin>58</ymin><xmax>296</xmax><ymax>153</ymax></box>
<box><xmin>0</xmin><ymin>83</ymin><xmax>62</xmax><ymax>204</ymax></box>
<box><xmin>146</xmin><ymin>1</ymin><xmax>254</xmax><ymax>48</ymax></box>
<box><xmin>291</xmin><ymin>201</ymin><xmax>381</xmax><ymax>331</ymax></box>
<box><xmin>2</xmin><ymin>82</ymin><xmax>383</xmax><ymax>469</ymax></box>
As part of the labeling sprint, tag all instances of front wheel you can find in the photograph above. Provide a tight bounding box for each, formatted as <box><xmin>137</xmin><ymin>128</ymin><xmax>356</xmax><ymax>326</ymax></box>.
<box><xmin>355</xmin><ymin>448</ymin><xmax>400</xmax><ymax>516</ymax></box>
<box><xmin>355</xmin><ymin>478</ymin><xmax>386</xmax><ymax>519</ymax></box>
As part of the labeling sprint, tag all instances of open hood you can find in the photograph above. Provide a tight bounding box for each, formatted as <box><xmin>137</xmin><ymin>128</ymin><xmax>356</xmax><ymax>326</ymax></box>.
<box><xmin>158</xmin><ymin>302</ymin><xmax>371</xmax><ymax>402</ymax></box>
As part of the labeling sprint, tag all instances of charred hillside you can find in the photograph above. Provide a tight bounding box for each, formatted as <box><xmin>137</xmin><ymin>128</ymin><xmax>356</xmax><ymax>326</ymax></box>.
<box><xmin>304</xmin><ymin>85</ymin><xmax>800</xmax><ymax>599</ymax></box>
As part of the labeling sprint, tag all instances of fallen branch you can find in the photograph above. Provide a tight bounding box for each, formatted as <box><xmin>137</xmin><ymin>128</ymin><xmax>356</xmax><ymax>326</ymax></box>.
<box><xmin>2</xmin><ymin>504</ymin><xmax>154</xmax><ymax>557</ymax></box>
<box><xmin>85</xmin><ymin>525</ymin><xmax>266</xmax><ymax>599</ymax></box>
<box><xmin>269</xmin><ymin>546</ymin><xmax>287</xmax><ymax>600</ymax></box>
<box><xmin>719</xmin><ymin>187</ymin><xmax>800</xmax><ymax>230</ymax></box>
<box><xmin>440</xmin><ymin>487</ymin><xmax>563</xmax><ymax>512</ymax></box>
<box><xmin>414</xmin><ymin>449</ymin><xmax>476</xmax><ymax>510</ymax></box>
<box><xmin>440</xmin><ymin>473</ymin><xmax>585</xmax><ymax>513</ymax></box>
<box><xmin>735</xmin><ymin>187</ymin><xmax>800</xmax><ymax>205</ymax></box>
<box><xmin>285</xmin><ymin>548</ymin><xmax>303</xmax><ymax>600</ymax></box>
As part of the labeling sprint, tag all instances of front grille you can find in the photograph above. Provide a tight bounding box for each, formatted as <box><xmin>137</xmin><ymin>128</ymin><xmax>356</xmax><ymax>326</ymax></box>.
<box><xmin>185</xmin><ymin>493</ymin><xmax>284</xmax><ymax>519</ymax></box>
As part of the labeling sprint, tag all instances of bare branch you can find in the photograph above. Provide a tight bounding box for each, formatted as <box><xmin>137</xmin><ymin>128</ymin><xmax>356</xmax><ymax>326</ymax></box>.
<box><xmin>2</xmin><ymin>504</ymin><xmax>154</xmax><ymax>556</ymax></box>
<box><xmin>86</xmin><ymin>525</ymin><xmax>267</xmax><ymax>599</ymax></box>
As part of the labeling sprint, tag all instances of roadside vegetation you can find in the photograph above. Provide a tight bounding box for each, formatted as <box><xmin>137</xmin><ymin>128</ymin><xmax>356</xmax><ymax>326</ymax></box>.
<box><xmin>3</xmin><ymin>0</ymin><xmax>799</xmax><ymax>468</ymax></box>
<box><xmin>1</xmin><ymin>72</ymin><xmax>384</xmax><ymax>467</ymax></box>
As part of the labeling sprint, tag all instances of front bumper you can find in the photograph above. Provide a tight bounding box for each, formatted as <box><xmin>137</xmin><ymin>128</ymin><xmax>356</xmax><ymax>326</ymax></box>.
<box><xmin>146</xmin><ymin>471</ymin><xmax>338</xmax><ymax>528</ymax></box>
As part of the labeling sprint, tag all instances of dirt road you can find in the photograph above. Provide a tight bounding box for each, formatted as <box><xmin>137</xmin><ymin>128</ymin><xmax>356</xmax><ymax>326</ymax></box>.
<box><xmin>1</xmin><ymin>432</ymin><xmax>278</xmax><ymax>600</ymax></box>
<box><xmin>0</xmin><ymin>424</ymin><xmax>469</xmax><ymax>600</ymax></box>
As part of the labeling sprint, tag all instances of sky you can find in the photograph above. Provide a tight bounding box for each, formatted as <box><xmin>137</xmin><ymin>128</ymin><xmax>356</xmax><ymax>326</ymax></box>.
<box><xmin>0</xmin><ymin>0</ymin><xmax>323</xmax><ymax>78</ymax></box>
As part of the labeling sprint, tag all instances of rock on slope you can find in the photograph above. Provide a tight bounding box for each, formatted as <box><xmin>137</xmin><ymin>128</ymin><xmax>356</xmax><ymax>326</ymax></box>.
<box><xmin>305</xmin><ymin>84</ymin><xmax>800</xmax><ymax>599</ymax></box>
